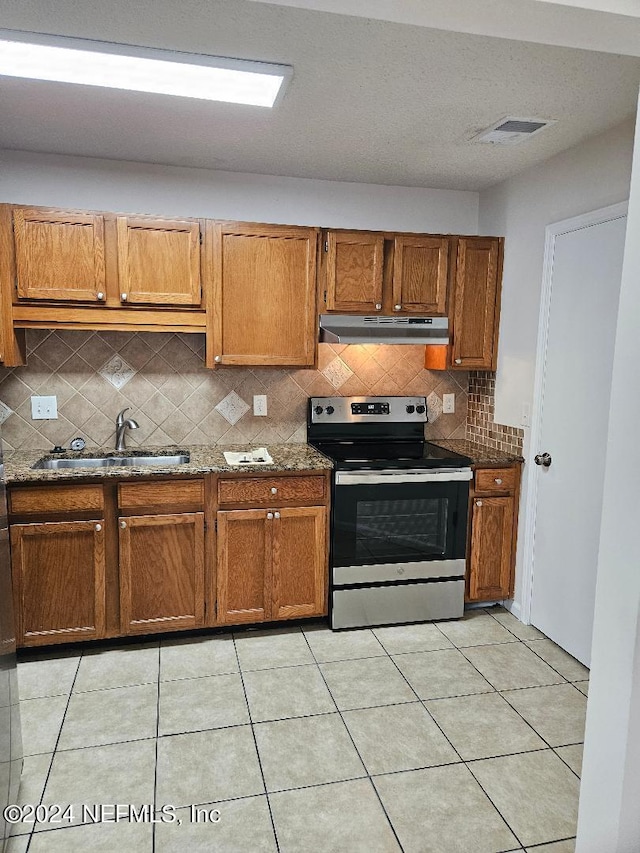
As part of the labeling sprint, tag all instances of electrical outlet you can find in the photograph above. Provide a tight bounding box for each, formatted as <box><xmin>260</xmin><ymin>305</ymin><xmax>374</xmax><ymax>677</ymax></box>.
<box><xmin>522</xmin><ymin>402</ymin><xmax>531</xmax><ymax>427</ymax></box>
<box><xmin>31</xmin><ymin>395</ymin><xmax>58</xmax><ymax>420</ymax></box>
<box><xmin>253</xmin><ymin>394</ymin><xmax>268</xmax><ymax>417</ymax></box>
<box><xmin>442</xmin><ymin>393</ymin><xmax>455</xmax><ymax>414</ymax></box>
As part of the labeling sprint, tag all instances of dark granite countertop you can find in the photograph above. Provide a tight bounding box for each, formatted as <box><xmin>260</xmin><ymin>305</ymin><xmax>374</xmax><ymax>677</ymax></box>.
<box><xmin>429</xmin><ymin>439</ymin><xmax>524</xmax><ymax>466</ymax></box>
<box><xmin>3</xmin><ymin>443</ymin><xmax>333</xmax><ymax>485</ymax></box>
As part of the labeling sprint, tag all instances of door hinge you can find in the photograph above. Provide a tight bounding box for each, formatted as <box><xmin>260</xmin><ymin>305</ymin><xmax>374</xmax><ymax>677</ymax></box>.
<box><xmin>199</xmin><ymin>232</ymin><xmax>203</xmax><ymax>245</ymax></box>
<box><xmin>323</xmin><ymin>290</ymin><xmax>327</xmax><ymax>304</ymax></box>
<box><xmin>324</xmin><ymin>240</ymin><xmax>328</xmax><ymax>252</ymax></box>
<box><xmin>214</xmin><ymin>519</ymin><xmax>218</xmax><ymax>532</ymax></box>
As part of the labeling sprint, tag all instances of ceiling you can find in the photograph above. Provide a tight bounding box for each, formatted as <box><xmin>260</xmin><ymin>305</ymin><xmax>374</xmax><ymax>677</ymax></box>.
<box><xmin>0</xmin><ymin>0</ymin><xmax>638</xmax><ymax>190</ymax></box>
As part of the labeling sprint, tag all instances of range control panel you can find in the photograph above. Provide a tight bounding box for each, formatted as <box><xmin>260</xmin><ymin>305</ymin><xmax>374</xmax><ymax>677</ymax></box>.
<box><xmin>310</xmin><ymin>396</ymin><xmax>428</xmax><ymax>424</ymax></box>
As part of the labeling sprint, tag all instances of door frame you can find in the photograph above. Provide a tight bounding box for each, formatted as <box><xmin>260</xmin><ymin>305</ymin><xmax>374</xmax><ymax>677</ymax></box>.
<box><xmin>520</xmin><ymin>200</ymin><xmax>628</xmax><ymax>624</ymax></box>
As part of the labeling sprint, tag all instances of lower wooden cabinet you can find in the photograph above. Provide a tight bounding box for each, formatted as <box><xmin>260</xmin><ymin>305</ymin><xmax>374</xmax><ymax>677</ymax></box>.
<box><xmin>467</xmin><ymin>464</ymin><xmax>521</xmax><ymax>602</ymax></box>
<box><xmin>119</xmin><ymin>512</ymin><xmax>205</xmax><ymax>635</ymax></box>
<box><xmin>10</xmin><ymin>519</ymin><xmax>106</xmax><ymax>646</ymax></box>
<box><xmin>216</xmin><ymin>505</ymin><xmax>327</xmax><ymax>626</ymax></box>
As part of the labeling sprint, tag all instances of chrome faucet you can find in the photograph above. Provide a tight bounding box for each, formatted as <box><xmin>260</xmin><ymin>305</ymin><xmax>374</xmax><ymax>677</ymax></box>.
<box><xmin>115</xmin><ymin>408</ymin><xmax>139</xmax><ymax>451</ymax></box>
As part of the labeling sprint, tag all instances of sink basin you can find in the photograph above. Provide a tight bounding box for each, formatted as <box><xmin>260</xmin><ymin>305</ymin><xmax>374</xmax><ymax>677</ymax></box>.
<box><xmin>33</xmin><ymin>453</ymin><xmax>190</xmax><ymax>470</ymax></box>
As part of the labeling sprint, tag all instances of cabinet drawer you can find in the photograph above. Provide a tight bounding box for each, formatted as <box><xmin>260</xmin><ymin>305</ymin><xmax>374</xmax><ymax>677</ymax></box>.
<box><xmin>118</xmin><ymin>479</ymin><xmax>204</xmax><ymax>510</ymax></box>
<box><xmin>9</xmin><ymin>485</ymin><xmax>104</xmax><ymax>516</ymax></box>
<box><xmin>474</xmin><ymin>467</ymin><xmax>517</xmax><ymax>493</ymax></box>
<box><xmin>218</xmin><ymin>476</ymin><xmax>326</xmax><ymax>507</ymax></box>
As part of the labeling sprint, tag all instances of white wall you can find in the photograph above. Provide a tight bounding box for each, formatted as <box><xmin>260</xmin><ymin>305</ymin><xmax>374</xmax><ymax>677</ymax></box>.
<box><xmin>478</xmin><ymin>118</ymin><xmax>635</xmax><ymax>614</ymax></box>
<box><xmin>576</xmin><ymin>97</ymin><xmax>640</xmax><ymax>853</ymax></box>
<box><xmin>0</xmin><ymin>150</ymin><xmax>478</xmax><ymax>235</ymax></box>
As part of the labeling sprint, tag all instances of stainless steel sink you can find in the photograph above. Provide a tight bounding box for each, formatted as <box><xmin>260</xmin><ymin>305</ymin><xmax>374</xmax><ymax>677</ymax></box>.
<box><xmin>33</xmin><ymin>453</ymin><xmax>190</xmax><ymax>470</ymax></box>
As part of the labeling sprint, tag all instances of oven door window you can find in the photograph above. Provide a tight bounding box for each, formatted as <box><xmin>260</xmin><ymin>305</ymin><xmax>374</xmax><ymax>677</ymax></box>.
<box><xmin>332</xmin><ymin>480</ymin><xmax>468</xmax><ymax>568</ymax></box>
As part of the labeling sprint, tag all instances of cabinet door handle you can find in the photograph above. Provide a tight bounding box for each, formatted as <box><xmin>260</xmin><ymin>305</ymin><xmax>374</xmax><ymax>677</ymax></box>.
<box><xmin>120</xmin><ymin>520</ymin><xmax>127</xmax><ymax>529</ymax></box>
<box><xmin>95</xmin><ymin>523</ymin><xmax>102</xmax><ymax>532</ymax></box>
<box><xmin>455</xmin><ymin>358</ymin><xmax>462</xmax><ymax>365</ymax></box>
<box><xmin>274</xmin><ymin>512</ymin><xmax>280</xmax><ymax>519</ymax></box>
<box><xmin>495</xmin><ymin>478</ymin><xmax>503</xmax><ymax>485</ymax></box>
<box><xmin>394</xmin><ymin>304</ymin><xmax>402</xmax><ymax>311</ymax></box>
<box><xmin>476</xmin><ymin>500</ymin><xmax>483</xmax><ymax>507</ymax></box>
<box><xmin>266</xmin><ymin>512</ymin><xmax>274</xmax><ymax>520</ymax></box>
<box><xmin>375</xmin><ymin>303</ymin><xmax>382</xmax><ymax>310</ymax></box>
<box><xmin>214</xmin><ymin>356</ymin><xmax>221</xmax><ymax>363</ymax></box>
<box><xmin>271</xmin><ymin>487</ymin><xmax>278</xmax><ymax>494</ymax></box>
<box><xmin>96</xmin><ymin>292</ymin><xmax>105</xmax><ymax>301</ymax></box>
<box><xmin>121</xmin><ymin>292</ymin><xmax>128</xmax><ymax>301</ymax></box>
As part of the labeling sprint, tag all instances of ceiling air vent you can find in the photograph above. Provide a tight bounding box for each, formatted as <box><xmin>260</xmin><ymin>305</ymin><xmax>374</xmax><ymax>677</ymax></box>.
<box><xmin>472</xmin><ymin>116</ymin><xmax>556</xmax><ymax>146</ymax></box>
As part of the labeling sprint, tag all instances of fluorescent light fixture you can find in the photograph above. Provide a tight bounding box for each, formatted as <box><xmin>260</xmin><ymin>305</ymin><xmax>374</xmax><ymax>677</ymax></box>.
<box><xmin>0</xmin><ymin>30</ymin><xmax>292</xmax><ymax>107</ymax></box>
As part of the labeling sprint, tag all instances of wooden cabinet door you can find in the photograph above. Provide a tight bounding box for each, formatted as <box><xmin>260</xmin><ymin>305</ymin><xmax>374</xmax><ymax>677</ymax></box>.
<box><xmin>392</xmin><ymin>236</ymin><xmax>449</xmax><ymax>314</ymax></box>
<box><xmin>212</xmin><ymin>222</ymin><xmax>317</xmax><ymax>366</ymax></box>
<box><xmin>324</xmin><ymin>231</ymin><xmax>384</xmax><ymax>312</ymax></box>
<box><xmin>119</xmin><ymin>512</ymin><xmax>205</xmax><ymax>634</ymax></box>
<box><xmin>468</xmin><ymin>496</ymin><xmax>514</xmax><ymax>601</ymax></box>
<box><xmin>10</xmin><ymin>520</ymin><xmax>106</xmax><ymax>646</ymax></box>
<box><xmin>272</xmin><ymin>506</ymin><xmax>327</xmax><ymax>620</ymax></box>
<box><xmin>216</xmin><ymin>509</ymin><xmax>271</xmax><ymax>624</ymax></box>
<box><xmin>117</xmin><ymin>216</ymin><xmax>202</xmax><ymax>306</ymax></box>
<box><xmin>13</xmin><ymin>208</ymin><xmax>106</xmax><ymax>302</ymax></box>
<box><xmin>451</xmin><ymin>237</ymin><xmax>502</xmax><ymax>369</ymax></box>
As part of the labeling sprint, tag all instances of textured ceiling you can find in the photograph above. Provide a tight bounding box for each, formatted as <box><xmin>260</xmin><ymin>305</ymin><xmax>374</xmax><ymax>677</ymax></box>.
<box><xmin>0</xmin><ymin>0</ymin><xmax>638</xmax><ymax>190</ymax></box>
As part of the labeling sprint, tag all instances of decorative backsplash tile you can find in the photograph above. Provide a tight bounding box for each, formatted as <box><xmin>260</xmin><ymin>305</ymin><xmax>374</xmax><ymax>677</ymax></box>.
<box><xmin>0</xmin><ymin>331</ymin><xmax>469</xmax><ymax>452</ymax></box>
<box><xmin>215</xmin><ymin>391</ymin><xmax>251</xmax><ymax>426</ymax></box>
<box><xmin>466</xmin><ymin>371</ymin><xmax>524</xmax><ymax>455</ymax></box>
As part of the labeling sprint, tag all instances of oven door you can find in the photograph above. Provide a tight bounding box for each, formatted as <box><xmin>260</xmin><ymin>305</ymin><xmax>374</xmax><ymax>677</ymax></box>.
<box><xmin>332</xmin><ymin>469</ymin><xmax>471</xmax><ymax>580</ymax></box>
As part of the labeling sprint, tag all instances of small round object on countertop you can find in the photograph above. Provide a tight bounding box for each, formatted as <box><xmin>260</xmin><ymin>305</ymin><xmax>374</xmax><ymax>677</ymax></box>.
<box><xmin>70</xmin><ymin>437</ymin><xmax>86</xmax><ymax>451</ymax></box>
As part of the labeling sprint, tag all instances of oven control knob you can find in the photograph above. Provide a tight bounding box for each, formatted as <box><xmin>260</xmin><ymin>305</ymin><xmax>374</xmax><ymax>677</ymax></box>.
<box><xmin>326</xmin><ymin>405</ymin><xmax>335</xmax><ymax>415</ymax></box>
<box><xmin>416</xmin><ymin>404</ymin><xmax>426</xmax><ymax>414</ymax></box>
<box><xmin>314</xmin><ymin>406</ymin><xmax>324</xmax><ymax>415</ymax></box>
<box><xmin>406</xmin><ymin>405</ymin><xmax>415</xmax><ymax>413</ymax></box>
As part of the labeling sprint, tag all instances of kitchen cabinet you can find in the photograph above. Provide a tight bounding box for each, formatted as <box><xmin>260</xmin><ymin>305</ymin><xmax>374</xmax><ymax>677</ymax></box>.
<box><xmin>209</xmin><ymin>221</ymin><xmax>318</xmax><ymax>367</ymax></box>
<box><xmin>450</xmin><ymin>237</ymin><xmax>503</xmax><ymax>370</ymax></box>
<box><xmin>216</xmin><ymin>508</ymin><xmax>271</xmax><ymax>624</ymax></box>
<box><xmin>467</xmin><ymin>464</ymin><xmax>521</xmax><ymax>602</ymax></box>
<box><xmin>322</xmin><ymin>229</ymin><xmax>449</xmax><ymax>315</ymax></box>
<box><xmin>10</xmin><ymin>519</ymin><xmax>106</xmax><ymax>646</ymax></box>
<box><xmin>119</xmin><ymin>512</ymin><xmax>205</xmax><ymax>634</ymax></box>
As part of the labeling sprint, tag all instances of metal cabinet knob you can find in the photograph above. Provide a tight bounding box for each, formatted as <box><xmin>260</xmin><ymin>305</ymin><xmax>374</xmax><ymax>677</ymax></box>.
<box><xmin>120</xmin><ymin>520</ymin><xmax>127</xmax><ymax>529</ymax></box>
<box><xmin>121</xmin><ymin>292</ymin><xmax>128</xmax><ymax>301</ymax></box>
<box><xmin>214</xmin><ymin>356</ymin><xmax>221</xmax><ymax>363</ymax></box>
<box><xmin>495</xmin><ymin>478</ymin><xmax>503</xmax><ymax>485</ymax></box>
<box><xmin>476</xmin><ymin>500</ymin><xmax>483</xmax><ymax>507</ymax></box>
<box><xmin>96</xmin><ymin>292</ymin><xmax>105</xmax><ymax>301</ymax></box>
<box><xmin>95</xmin><ymin>523</ymin><xmax>102</xmax><ymax>532</ymax></box>
<box><xmin>275</xmin><ymin>512</ymin><xmax>280</xmax><ymax>519</ymax></box>
<box><xmin>455</xmin><ymin>358</ymin><xmax>462</xmax><ymax>365</ymax></box>
<box><xmin>375</xmin><ymin>303</ymin><xmax>382</xmax><ymax>310</ymax></box>
<box><xmin>266</xmin><ymin>512</ymin><xmax>274</xmax><ymax>520</ymax></box>
<box><xmin>534</xmin><ymin>453</ymin><xmax>552</xmax><ymax>468</ymax></box>
<box><xmin>394</xmin><ymin>304</ymin><xmax>402</xmax><ymax>311</ymax></box>
<box><xmin>271</xmin><ymin>487</ymin><xmax>278</xmax><ymax>494</ymax></box>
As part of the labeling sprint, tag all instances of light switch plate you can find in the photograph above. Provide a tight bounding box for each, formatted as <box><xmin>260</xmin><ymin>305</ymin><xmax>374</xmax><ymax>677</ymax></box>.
<box><xmin>442</xmin><ymin>393</ymin><xmax>455</xmax><ymax>414</ymax></box>
<box><xmin>253</xmin><ymin>394</ymin><xmax>268</xmax><ymax>416</ymax></box>
<box><xmin>31</xmin><ymin>395</ymin><xmax>58</xmax><ymax>419</ymax></box>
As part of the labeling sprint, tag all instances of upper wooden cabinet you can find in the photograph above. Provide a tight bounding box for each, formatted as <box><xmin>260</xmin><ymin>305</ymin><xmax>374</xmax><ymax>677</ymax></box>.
<box><xmin>322</xmin><ymin>230</ymin><xmax>450</xmax><ymax>316</ymax></box>
<box><xmin>210</xmin><ymin>222</ymin><xmax>318</xmax><ymax>367</ymax></box>
<box><xmin>324</xmin><ymin>231</ymin><xmax>384</xmax><ymax>312</ymax></box>
<box><xmin>13</xmin><ymin>208</ymin><xmax>107</xmax><ymax>303</ymax></box>
<box><xmin>450</xmin><ymin>237</ymin><xmax>503</xmax><ymax>370</ymax></box>
<box><xmin>116</xmin><ymin>216</ymin><xmax>202</xmax><ymax>306</ymax></box>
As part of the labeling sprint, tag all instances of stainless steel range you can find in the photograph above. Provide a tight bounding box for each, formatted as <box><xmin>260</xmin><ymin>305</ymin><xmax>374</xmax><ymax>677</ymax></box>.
<box><xmin>307</xmin><ymin>396</ymin><xmax>472</xmax><ymax>630</ymax></box>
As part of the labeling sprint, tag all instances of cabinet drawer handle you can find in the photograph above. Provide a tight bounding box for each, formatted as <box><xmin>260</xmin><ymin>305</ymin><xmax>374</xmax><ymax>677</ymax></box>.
<box><xmin>121</xmin><ymin>292</ymin><xmax>128</xmax><ymax>301</ymax></box>
<box><xmin>96</xmin><ymin>292</ymin><xmax>105</xmax><ymax>301</ymax></box>
<box><xmin>266</xmin><ymin>512</ymin><xmax>274</xmax><ymax>520</ymax></box>
<box><xmin>120</xmin><ymin>520</ymin><xmax>127</xmax><ymax>529</ymax></box>
<box><xmin>271</xmin><ymin>487</ymin><xmax>278</xmax><ymax>494</ymax></box>
<box><xmin>495</xmin><ymin>478</ymin><xmax>503</xmax><ymax>485</ymax></box>
<box><xmin>375</xmin><ymin>303</ymin><xmax>382</xmax><ymax>310</ymax></box>
<box><xmin>455</xmin><ymin>358</ymin><xmax>462</xmax><ymax>365</ymax></box>
<box><xmin>95</xmin><ymin>523</ymin><xmax>102</xmax><ymax>532</ymax></box>
<box><xmin>274</xmin><ymin>511</ymin><xmax>280</xmax><ymax>519</ymax></box>
<box><xmin>476</xmin><ymin>500</ymin><xmax>483</xmax><ymax>507</ymax></box>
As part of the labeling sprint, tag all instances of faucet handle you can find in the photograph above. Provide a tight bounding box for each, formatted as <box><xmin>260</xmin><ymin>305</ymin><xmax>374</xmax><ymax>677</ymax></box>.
<box><xmin>116</xmin><ymin>407</ymin><xmax>130</xmax><ymax>425</ymax></box>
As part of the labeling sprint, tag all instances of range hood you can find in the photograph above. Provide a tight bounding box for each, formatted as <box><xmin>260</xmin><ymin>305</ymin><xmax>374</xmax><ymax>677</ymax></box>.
<box><xmin>319</xmin><ymin>314</ymin><xmax>449</xmax><ymax>345</ymax></box>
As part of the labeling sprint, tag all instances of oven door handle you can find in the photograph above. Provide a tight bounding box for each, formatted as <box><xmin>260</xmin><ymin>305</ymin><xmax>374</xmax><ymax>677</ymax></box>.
<box><xmin>335</xmin><ymin>468</ymin><xmax>473</xmax><ymax>485</ymax></box>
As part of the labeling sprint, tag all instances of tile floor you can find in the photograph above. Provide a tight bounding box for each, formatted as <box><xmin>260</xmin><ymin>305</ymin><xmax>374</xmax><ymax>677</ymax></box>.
<box><xmin>8</xmin><ymin>606</ymin><xmax>589</xmax><ymax>853</ymax></box>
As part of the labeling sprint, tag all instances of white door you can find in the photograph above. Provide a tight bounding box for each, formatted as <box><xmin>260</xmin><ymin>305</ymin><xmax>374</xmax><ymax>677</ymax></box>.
<box><xmin>529</xmin><ymin>206</ymin><xmax>627</xmax><ymax>666</ymax></box>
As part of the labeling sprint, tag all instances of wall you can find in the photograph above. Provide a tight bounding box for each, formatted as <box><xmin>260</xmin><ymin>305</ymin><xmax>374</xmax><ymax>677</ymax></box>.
<box><xmin>0</xmin><ymin>331</ymin><xmax>468</xmax><ymax>452</ymax></box>
<box><xmin>576</xmin><ymin>96</ymin><xmax>640</xmax><ymax>853</ymax></box>
<box><xmin>0</xmin><ymin>150</ymin><xmax>478</xmax><ymax>234</ymax></box>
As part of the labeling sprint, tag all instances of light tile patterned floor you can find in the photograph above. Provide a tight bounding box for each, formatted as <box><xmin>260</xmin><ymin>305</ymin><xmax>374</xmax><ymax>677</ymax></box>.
<box><xmin>11</xmin><ymin>606</ymin><xmax>587</xmax><ymax>852</ymax></box>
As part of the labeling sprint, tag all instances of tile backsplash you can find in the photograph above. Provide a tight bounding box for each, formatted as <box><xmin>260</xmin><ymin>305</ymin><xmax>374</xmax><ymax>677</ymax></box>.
<box><xmin>466</xmin><ymin>371</ymin><xmax>524</xmax><ymax>455</ymax></box>
<box><xmin>0</xmin><ymin>331</ymin><xmax>469</xmax><ymax>452</ymax></box>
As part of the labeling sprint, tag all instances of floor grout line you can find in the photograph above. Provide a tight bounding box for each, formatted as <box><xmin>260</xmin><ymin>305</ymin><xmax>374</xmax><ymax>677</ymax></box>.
<box><xmin>151</xmin><ymin>643</ymin><xmax>160</xmax><ymax>853</ymax></box>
